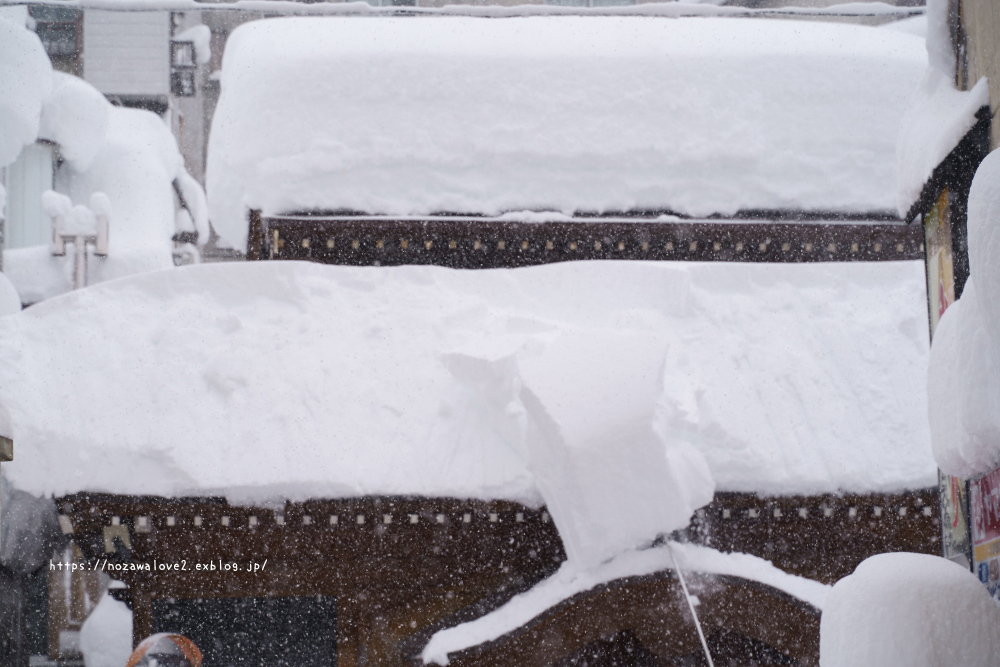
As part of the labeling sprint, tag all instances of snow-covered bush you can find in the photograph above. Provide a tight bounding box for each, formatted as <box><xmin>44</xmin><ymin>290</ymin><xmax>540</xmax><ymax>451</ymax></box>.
<box><xmin>820</xmin><ymin>552</ymin><xmax>1000</xmax><ymax>667</ymax></box>
<box><xmin>928</xmin><ymin>149</ymin><xmax>1000</xmax><ymax>477</ymax></box>
<box><xmin>79</xmin><ymin>592</ymin><xmax>134</xmax><ymax>667</ymax></box>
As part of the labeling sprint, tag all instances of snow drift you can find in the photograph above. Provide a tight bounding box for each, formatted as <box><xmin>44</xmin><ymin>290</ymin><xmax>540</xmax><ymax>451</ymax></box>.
<box><xmin>929</xmin><ymin>149</ymin><xmax>1000</xmax><ymax>477</ymax></box>
<box><xmin>0</xmin><ymin>16</ymin><xmax>51</xmax><ymax>168</ymax></box>
<box><xmin>207</xmin><ymin>16</ymin><xmax>926</xmax><ymax>250</ymax></box>
<box><xmin>820</xmin><ymin>552</ymin><xmax>1000</xmax><ymax>667</ymax></box>
<box><xmin>0</xmin><ymin>260</ymin><xmax>934</xmax><ymax>502</ymax></box>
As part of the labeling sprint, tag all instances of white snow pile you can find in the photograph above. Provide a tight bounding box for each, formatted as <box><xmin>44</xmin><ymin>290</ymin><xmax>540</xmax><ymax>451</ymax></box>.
<box><xmin>0</xmin><ymin>16</ymin><xmax>50</xmax><ymax>169</ymax></box>
<box><xmin>895</xmin><ymin>0</ymin><xmax>989</xmax><ymax>217</ymax></box>
<box><xmin>819</xmin><ymin>552</ymin><xmax>1000</xmax><ymax>667</ymax></box>
<box><xmin>881</xmin><ymin>15</ymin><xmax>927</xmax><ymax>38</ymax></box>
<box><xmin>423</xmin><ymin>540</ymin><xmax>830</xmax><ymax>665</ymax></box>
<box><xmin>208</xmin><ymin>16</ymin><xmax>926</xmax><ymax>250</ymax></box>
<box><xmin>79</xmin><ymin>593</ymin><xmax>134</xmax><ymax>667</ymax></box>
<box><xmin>3</xmin><ymin>68</ymin><xmax>209</xmax><ymax>304</ymax></box>
<box><xmin>0</xmin><ymin>272</ymin><xmax>21</xmax><ymax>316</ymax></box>
<box><xmin>0</xmin><ymin>399</ymin><xmax>10</xmax><ymax>441</ymax></box>
<box><xmin>174</xmin><ymin>24</ymin><xmax>211</xmax><ymax>65</ymax></box>
<box><xmin>0</xmin><ymin>260</ymin><xmax>935</xmax><ymax>503</ymax></box>
<box><xmin>928</xmin><ymin>149</ymin><xmax>1000</xmax><ymax>477</ymax></box>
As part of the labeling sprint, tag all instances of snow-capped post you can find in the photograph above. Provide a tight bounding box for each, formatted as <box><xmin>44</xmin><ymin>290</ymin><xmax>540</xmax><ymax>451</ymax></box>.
<box><xmin>44</xmin><ymin>190</ymin><xmax>111</xmax><ymax>290</ymax></box>
<box><xmin>0</xmin><ymin>400</ymin><xmax>13</xmax><ymax>553</ymax></box>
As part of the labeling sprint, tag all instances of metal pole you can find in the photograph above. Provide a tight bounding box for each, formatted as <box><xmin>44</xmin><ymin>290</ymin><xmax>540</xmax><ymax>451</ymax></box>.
<box><xmin>667</xmin><ymin>542</ymin><xmax>715</xmax><ymax>667</ymax></box>
<box><xmin>73</xmin><ymin>236</ymin><xmax>88</xmax><ymax>289</ymax></box>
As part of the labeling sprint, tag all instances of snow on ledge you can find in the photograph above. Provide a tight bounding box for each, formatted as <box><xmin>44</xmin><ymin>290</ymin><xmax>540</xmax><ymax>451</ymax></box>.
<box><xmin>896</xmin><ymin>73</ymin><xmax>989</xmax><ymax>218</ymax></box>
<box><xmin>421</xmin><ymin>541</ymin><xmax>829</xmax><ymax>665</ymax></box>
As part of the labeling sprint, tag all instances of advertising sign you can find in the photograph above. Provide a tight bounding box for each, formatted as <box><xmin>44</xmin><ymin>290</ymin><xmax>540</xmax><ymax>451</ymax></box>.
<box><xmin>971</xmin><ymin>467</ymin><xmax>1000</xmax><ymax>606</ymax></box>
<box><xmin>924</xmin><ymin>188</ymin><xmax>955</xmax><ymax>336</ymax></box>
<box><xmin>941</xmin><ymin>471</ymin><xmax>971</xmax><ymax>568</ymax></box>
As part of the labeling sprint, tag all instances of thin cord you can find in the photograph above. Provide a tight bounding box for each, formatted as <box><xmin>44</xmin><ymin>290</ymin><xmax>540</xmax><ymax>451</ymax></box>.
<box><xmin>667</xmin><ymin>542</ymin><xmax>715</xmax><ymax>667</ymax></box>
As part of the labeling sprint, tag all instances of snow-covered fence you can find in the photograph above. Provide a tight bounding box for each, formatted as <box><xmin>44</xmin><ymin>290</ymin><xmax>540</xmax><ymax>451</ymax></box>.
<box><xmin>43</xmin><ymin>190</ymin><xmax>110</xmax><ymax>290</ymax></box>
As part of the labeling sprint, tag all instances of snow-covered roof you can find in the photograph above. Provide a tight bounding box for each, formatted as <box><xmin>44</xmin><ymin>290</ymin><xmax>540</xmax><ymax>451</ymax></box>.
<box><xmin>0</xmin><ymin>260</ymin><xmax>935</xmax><ymax>501</ymax></box>
<box><xmin>207</xmin><ymin>16</ymin><xmax>927</xmax><ymax>250</ymax></box>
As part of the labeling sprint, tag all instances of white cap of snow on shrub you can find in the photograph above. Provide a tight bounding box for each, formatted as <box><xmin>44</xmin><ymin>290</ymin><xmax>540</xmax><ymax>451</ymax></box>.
<box><xmin>967</xmin><ymin>148</ymin><xmax>1000</xmax><ymax>347</ymax></box>
<box><xmin>0</xmin><ymin>16</ymin><xmax>52</xmax><ymax>167</ymax></box>
<box><xmin>928</xmin><ymin>148</ymin><xmax>1000</xmax><ymax>477</ymax></box>
<box><xmin>820</xmin><ymin>552</ymin><xmax>1000</xmax><ymax>667</ymax></box>
<box><xmin>39</xmin><ymin>71</ymin><xmax>110</xmax><ymax>171</ymax></box>
<box><xmin>79</xmin><ymin>592</ymin><xmax>133</xmax><ymax>667</ymax></box>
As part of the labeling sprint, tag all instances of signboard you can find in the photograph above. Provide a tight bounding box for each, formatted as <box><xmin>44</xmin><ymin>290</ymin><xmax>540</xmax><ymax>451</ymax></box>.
<box><xmin>924</xmin><ymin>188</ymin><xmax>956</xmax><ymax>336</ymax></box>
<box><xmin>941</xmin><ymin>471</ymin><xmax>971</xmax><ymax>568</ymax></box>
<box><xmin>972</xmin><ymin>467</ymin><xmax>1000</xmax><ymax>606</ymax></box>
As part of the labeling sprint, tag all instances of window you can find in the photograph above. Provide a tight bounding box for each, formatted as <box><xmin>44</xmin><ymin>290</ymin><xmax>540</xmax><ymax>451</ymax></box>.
<box><xmin>3</xmin><ymin>142</ymin><xmax>55</xmax><ymax>249</ymax></box>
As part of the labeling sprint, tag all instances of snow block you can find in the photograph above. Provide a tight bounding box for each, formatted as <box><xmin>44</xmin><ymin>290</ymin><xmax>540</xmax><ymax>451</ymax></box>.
<box><xmin>517</xmin><ymin>330</ymin><xmax>714</xmax><ymax>567</ymax></box>
<box><xmin>820</xmin><ymin>552</ymin><xmax>1000</xmax><ymax>667</ymax></box>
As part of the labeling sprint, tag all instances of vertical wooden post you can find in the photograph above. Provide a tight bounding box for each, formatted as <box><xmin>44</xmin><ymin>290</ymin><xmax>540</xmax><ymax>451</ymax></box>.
<box><xmin>0</xmin><ymin>434</ymin><xmax>11</xmax><ymax>553</ymax></box>
<box><xmin>336</xmin><ymin>590</ymin><xmax>368</xmax><ymax>667</ymax></box>
<box><xmin>132</xmin><ymin>590</ymin><xmax>153</xmax><ymax>649</ymax></box>
<box><xmin>247</xmin><ymin>209</ymin><xmax>264</xmax><ymax>261</ymax></box>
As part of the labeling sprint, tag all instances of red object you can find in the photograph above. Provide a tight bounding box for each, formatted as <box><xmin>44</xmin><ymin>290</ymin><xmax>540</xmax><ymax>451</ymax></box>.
<box><xmin>972</xmin><ymin>467</ymin><xmax>1000</xmax><ymax>545</ymax></box>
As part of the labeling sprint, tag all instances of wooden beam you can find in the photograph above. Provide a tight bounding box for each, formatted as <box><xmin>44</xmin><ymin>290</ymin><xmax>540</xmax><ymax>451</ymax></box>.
<box><xmin>259</xmin><ymin>217</ymin><xmax>924</xmax><ymax>269</ymax></box>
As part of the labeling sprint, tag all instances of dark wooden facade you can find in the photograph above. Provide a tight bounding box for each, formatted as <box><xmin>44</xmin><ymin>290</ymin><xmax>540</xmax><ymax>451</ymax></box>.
<box><xmin>53</xmin><ymin>488</ymin><xmax>939</xmax><ymax>667</ymax></box>
<box><xmin>249</xmin><ymin>213</ymin><xmax>924</xmax><ymax>269</ymax></box>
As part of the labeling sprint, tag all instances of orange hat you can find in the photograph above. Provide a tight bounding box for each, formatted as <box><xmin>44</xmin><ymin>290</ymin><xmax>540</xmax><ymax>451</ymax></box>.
<box><xmin>126</xmin><ymin>633</ymin><xmax>203</xmax><ymax>667</ymax></box>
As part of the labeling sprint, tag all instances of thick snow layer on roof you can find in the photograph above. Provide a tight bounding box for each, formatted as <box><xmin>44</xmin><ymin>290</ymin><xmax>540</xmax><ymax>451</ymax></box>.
<box><xmin>0</xmin><ymin>17</ymin><xmax>51</xmax><ymax>167</ymax></box>
<box><xmin>894</xmin><ymin>0</ymin><xmax>987</xmax><ymax>217</ymax></box>
<box><xmin>819</xmin><ymin>553</ymin><xmax>1000</xmax><ymax>667</ymax></box>
<box><xmin>929</xmin><ymin>149</ymin><xmax>1000</xmax><ymax>477</ymax></box>
<box><xmin>422</xmin><ymin>541</ymin><xmax>829</xmax><ymax>665</ymax></box>
<box><xmin>0</xmin><ymin>260</ymin><xmax>934</xmax><ymax>501</ymax></box>
<box><xmin>207</xmin><ymin>16</ymin><xmax>926</xmax><ymax>250</ymax></box>
<box><xmin>896</xmin><ymin>72</ymin><xmax>988</xmax><ymax>216</ymax></box>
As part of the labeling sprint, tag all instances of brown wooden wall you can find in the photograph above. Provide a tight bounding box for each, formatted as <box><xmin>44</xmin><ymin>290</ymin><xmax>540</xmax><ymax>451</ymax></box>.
<box><xmin>55</xmin><ymin>488</ymin><xmax>939</xmax><ymax>666</ymax></box>
<box><xmin>252</xmin><ymin>214</ymin><xmax>923</xmax><ymax>268</ymax></box>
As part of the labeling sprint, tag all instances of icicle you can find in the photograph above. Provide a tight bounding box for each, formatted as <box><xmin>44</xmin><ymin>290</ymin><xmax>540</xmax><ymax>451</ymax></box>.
<box><xmin>668</xmin><ymin>542</ymin><xmax>715</xmax><ymax>667</ymax></box>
